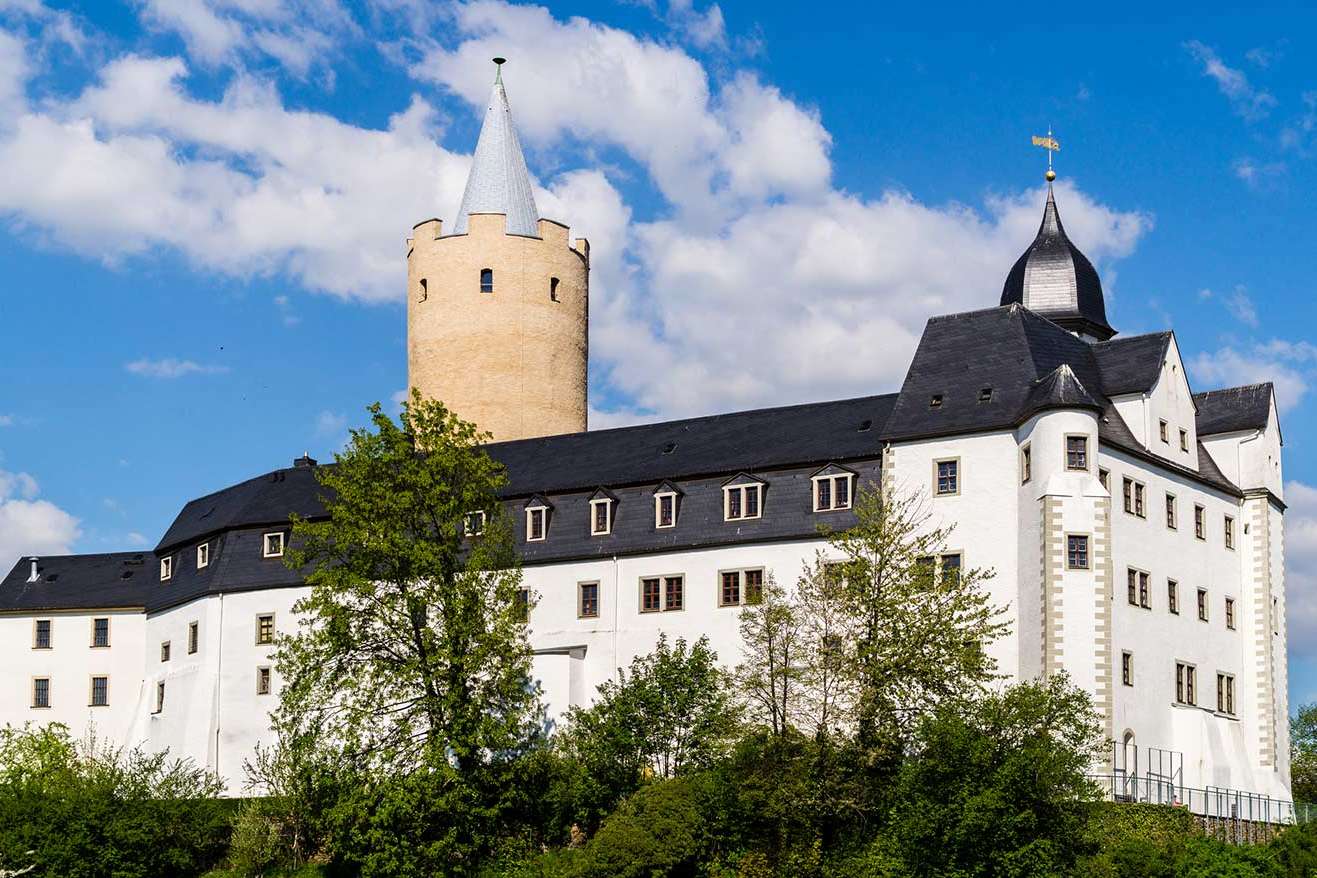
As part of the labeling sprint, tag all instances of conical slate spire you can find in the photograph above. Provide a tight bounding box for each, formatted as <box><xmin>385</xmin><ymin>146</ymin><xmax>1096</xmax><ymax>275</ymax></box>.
<box><xmin>452</xmin><ymin>59</ymin><xmax>540</xmax><ymax>237</ymax></box>
<box><xmin>1001</xmin><ymin>181</ymin><xmax>1115</xmax><ymax>342</ymax></box>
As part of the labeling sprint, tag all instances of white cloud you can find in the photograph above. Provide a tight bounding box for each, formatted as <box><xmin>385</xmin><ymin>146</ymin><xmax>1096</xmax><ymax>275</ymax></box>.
<box><xmin>124</xmin><ymin>357</ymin><xmax>230</xmax><ymax>378</ymax></box>
<box><xmin>314</xmin><ymin>409</ymin><xmax>347</xmax><ymax>437</ymax></box>
<box><xmin>126</xmin><ymin>531</ymin><xmax>150</xmax><ymax>547</ymax></box>
<box><xmin>1234</xmin><ymin>157</ymin><xmax>1286</xmax><ymax>188</ymax></box>
<box><xmin>1185</xmin><ymin>40</ymin><xmax>1277</xmax><ymax>122</ymax></box>
<box><xmin>1223</xmin><ymin>285</ymin><xmax>1259</xmax><ymax>328</ymax></box>
<box><xmin>0</xmin><ymin>465</ymin><xmax>80</xmax><ymax>572</ymax></box>
<box><xmin>1190</xmin><ymin>341</ymin><xmax>1312</xmax><ymax>412</ymax></box>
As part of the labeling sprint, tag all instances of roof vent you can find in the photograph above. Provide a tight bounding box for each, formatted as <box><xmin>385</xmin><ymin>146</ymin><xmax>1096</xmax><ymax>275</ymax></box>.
<box><xmin>978</xmin><ymin>387</ymin><xmax>993</xmax><ymax>403</ymax></box>
<box><xmin>27</xmin><ymin>558</ymin><xmax>38</xmax><ymax>583</ymax></box>
<box><xmin>662</xmin><ymin>442</ymin><xmax>677</xmax><ymax>454</ymax></box>
<box><xmin>929</xmin><ymin>394</ymin><xmax>943</xmax><ymax>409</ymax></box>
<box><xmin>120</xmin><ymin>570</ymin><xmax>134</xmax><ymax>580</ymax></box>
<box><xmin>294</xmin><ymin>453</ymin><xmax>318</xmax><ymax>468</ymax></box>
<box><xmin>857</xmin><ymin>419</ymin><xmax>872</xmax><ymax>432</ymax></box>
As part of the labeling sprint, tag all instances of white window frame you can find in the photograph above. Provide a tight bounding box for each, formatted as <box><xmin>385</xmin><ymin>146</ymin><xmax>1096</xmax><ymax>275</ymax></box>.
<box><xmin>812</xmin><ymin>472</ymin><xmax>854</xmax><ymax>512</ymax></box>
<box><xmin>263</xmin><ymin>532</ymin><xmax>286</xmax><ymax>558</ymax></box>
<box><xmin>1197</xmin><ymin>588</ymin><xmax>1209</xmax><ymax>622</ymax></box>
<box><xmin>526</xmin><ymin>506</ymin><xmax>548</xmax><ymax>541</ymax></box>
<box><xmin>196</xmin><ymin>542</ymin><xmax>210</xmax><ymax>569</ymax></box>
<box><xmin>463</xmin><ymin>512</ymin><xmax>486</xmax><ymax>537</ymax></box>
<box><xmin>655</xmin><ymin>492</ymin><xmax>677</xmax><ymax>529</ymax></box>
<box><xmin>723</xmin><ymin>483</ymin><xmax>763</xmax><ymax>521</ymax></box>
<box><xmin>1159</xmin><ymin>419</ymin><xmax>1169</xmax><ymax>444</ymax></box>
<box><xmin>590</xmin><ymin>498</ymin><xmax>613</xmax><ymax>536</ymax></box>
<box><xmin>160</xmin><ymin>556</ymin><xmax>173</xmax><ymax>581</ymax></box>
<box><xmin>1194</xmin><ymin>504</ymin><xmax>1206</xmax><ymax>540</ymax></box>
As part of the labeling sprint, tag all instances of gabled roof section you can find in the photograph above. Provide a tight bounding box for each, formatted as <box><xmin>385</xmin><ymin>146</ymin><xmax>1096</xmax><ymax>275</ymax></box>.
<box><xmin>810</xmin><ymin>462</ymin><xmax>858</xmax><ymax>478</ymax></box>
<box><xmin>721</xmin><ymin>472</ymin><xmax>767</xmax><ymax>488</ymax></box>
<box><xmin>588</xmin><ymin>487</ymin><xmax>618</xmax><ymax>503</ymax></box>
<box><xmin>653</xmin><ymin>481</ymin><xmax>683</xmax><ymax>496</ymax></box>
<box><xmin>525</xmin><ymin>494</ymin><xmax>553</xmax><ymax>509</ymax></box>
<box><xmin>452</xmin><ymin>62</ymin><xmax>540</xmax><ymax>237</ymax></box>
<box><xmin>1090</xmin><ymin>332</ymin><xmax>1172</xmax><ymax>396</ymax></box>
<box><xmin>1194</xmin><ymin>383</ymin><xmax>1276</xmax><ymax>437</ymax></box>
<box><xmin>0</xmin><ymin>552</ymin><xmax>154</xmax><ymax>612</ymax></box>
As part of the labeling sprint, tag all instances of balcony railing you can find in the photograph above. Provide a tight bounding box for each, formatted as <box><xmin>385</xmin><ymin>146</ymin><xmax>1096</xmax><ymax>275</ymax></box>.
<box><xmin>1091</xmin><ymin>773</ymin><xmax>1296</xmax><ymax>825</ymax></box>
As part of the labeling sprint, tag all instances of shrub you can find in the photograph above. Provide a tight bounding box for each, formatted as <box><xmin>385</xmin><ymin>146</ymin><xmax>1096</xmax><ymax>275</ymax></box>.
<box><xmin>570</xmin><ymin>777</ymin><xmax>710</xmax><ymax>878</ymax></box>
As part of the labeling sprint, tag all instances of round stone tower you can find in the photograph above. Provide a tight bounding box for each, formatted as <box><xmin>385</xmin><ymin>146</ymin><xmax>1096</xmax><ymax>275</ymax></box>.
<box><xmin>407</xmin><ymin>60</ymin><xmax>589</xmax><ymax>442</ymax></box>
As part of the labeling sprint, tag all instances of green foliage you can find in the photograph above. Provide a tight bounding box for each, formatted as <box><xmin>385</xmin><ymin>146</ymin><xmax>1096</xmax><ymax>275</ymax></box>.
<box><xmin>1291</xmin><ymin>703</ymin><xmax>1317</xmax><ymax>805</ymax></box>
<box><xmin>0</xmin><ymin>724</ymin><xmax>228</xmax><ymax>878</ymax></box>
<box><xmin>884</xmin><ymin>675</ymin><xmax>1103</xmax><ymax>877</ymax></box>
<box><xmin>735</xmin><ymin>574</ymin><xmax>802</xmax><ymax>738</ymax></box>
<box><xmin>568</xmin><ymin>777</ymin><xmax>711</xmax><ymax>878</ymax></box>
<box><xmin>559</xmin><ymin>635</ymin><xmax>737</xmax><ymax>829</ymax></box>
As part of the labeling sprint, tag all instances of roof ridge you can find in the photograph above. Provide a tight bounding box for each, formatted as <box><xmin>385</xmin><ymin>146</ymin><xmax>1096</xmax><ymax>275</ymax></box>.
<box><xmin>1193</xmin><ymin>381</ymin><xmax>1274</xmax><ymax>398</ymax></box>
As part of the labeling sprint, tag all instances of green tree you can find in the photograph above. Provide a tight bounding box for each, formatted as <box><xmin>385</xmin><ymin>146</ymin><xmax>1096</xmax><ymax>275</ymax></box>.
<box><xmin>735</xmin><ymin>573</ymin><xmax>802</xmax><ymax>737</ymax></box>
<box><xmin>274</xmin><ymin>392</ymin><xmax>539</xmax><ymax>775</ymax></box>
<box><xmin>1291</xmin><ymin>703</ymin><xmax>1317</xmax><ymax>804</ymax></box>
<box><xmin>793</xmin><ymin>552</ymin><xmax>862</xmax><ymax>740</ymax></box>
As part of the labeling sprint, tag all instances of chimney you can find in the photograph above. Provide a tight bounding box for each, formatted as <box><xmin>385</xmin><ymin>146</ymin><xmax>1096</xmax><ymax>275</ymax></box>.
<box><xmin>27</xmin><ymin>558</ymin><xmax>39</xmax><ymax>583</ymax></box>
<box><xmin>293</xmin><ymin>453</ymin><xmax>318</xmax><ymax>468</ymax></box>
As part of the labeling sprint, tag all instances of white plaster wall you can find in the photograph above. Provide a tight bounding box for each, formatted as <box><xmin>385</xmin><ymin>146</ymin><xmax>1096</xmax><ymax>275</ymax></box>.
<box><xmin>1146</xmin><ymin>337</ymin><xmax>1200</xmax><ymax>470</ymax></box>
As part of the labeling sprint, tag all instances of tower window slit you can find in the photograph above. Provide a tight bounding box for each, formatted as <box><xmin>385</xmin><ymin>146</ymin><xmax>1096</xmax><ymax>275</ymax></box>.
<box><xmin>480</xmin><ymin>268</ymin><xmax>494</xmax><ymax>293</ymax></box>
<box><xmin>550</xmin><ymin>277</ymin><xmax>560</xmax><ymax>301</ymax></box>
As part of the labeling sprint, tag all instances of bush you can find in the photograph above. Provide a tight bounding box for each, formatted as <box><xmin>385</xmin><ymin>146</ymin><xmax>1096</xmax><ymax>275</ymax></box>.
<box><xmin>570</xmin><ymin>777</ymin><xmax>710</xmax><ymax>878</ymax></box>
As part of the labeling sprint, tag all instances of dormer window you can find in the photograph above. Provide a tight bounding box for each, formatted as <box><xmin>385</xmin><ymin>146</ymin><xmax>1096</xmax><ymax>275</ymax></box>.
<box><xmin>723</xmin><ymin>478</ymin><xmax>764</xmax><ymax>521</ymax></box>
<box><xmin>526</xmin><ymin>505</ymin><xmax>548</xmax><ymax>541</ymax></box>
<box><xmin>263</xmin><ymin>532</ymin><xmax>285</xmax><ymax>558</ymax></box>
<box><xmin>463</xmin><ymin>512</ymin><xmax>486</xmax><ymax>537</ymax></box>
<box><xmin>812</xmin><ymin>466</ymin><xmax>855</xmax><ymax>512</ymax></box>
<box><xmin>929</xmin><ymin>394</ymin><xmax>943</xmax><ymax>409</ymax></box>
<box><xmin>590</xmin><ymin>497</ymin><xmax>613</xmax><ymax>536</ymax></box>
<box><xmin>196</xmin><ymin>543</ymin><xmax>210</xmax><ymax>569</ymax></box>
<box><xmin>655</xmin><ymin>487</ymin><xmax>678</xmax><ymax>529</ymax></box>
<box><xmin>978</xmin><ymin>387</ymin><xmax>993</xmax><ymax>403</ymax></box>
<box><xmin>160</xmin><ymin>556</ymin><xmax>173</xmax><ymax>581</ymax></box>
<box><xmin>480</xmin><ymin>268</ymin><xmax>494</xmax><ymax>293</ymax></box>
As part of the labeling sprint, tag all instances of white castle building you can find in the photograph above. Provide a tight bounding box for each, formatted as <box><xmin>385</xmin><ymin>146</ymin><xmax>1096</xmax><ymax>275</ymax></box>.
<box><xmin>0</xmin><ymin>63</ymin><xmax>1292</xmax><ymax>809</ymax></box>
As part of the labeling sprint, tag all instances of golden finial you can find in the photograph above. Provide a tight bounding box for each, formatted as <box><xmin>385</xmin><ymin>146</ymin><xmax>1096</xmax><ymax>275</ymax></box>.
<box><xmin>1031</xmin><ymin>127</ymin><xmax>1060</xmax><ymax>181</ymax></box>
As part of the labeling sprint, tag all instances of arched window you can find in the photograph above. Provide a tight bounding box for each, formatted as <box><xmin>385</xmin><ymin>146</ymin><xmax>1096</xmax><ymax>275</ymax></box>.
<box><xmin>550</xmin><ymin>277</ymin><xmax>560</xmax><ymax>302</ymax></box>
<box><xmin>417</xmin><ymin>278</ymin><xmax>427</xmax><ymax>302</ymax></box>
<box><xmin>480</xmin><ymin>268</ymin><xmax>494</xmax><ymax>293</ymax></box>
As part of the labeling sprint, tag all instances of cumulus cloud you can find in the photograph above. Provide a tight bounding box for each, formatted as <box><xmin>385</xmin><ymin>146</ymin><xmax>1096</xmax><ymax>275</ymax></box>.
<box><xmin>124</xmin><ymin>357</ymin><xmax>229</xmax><ymax>378</ymax></box>
<box><xmin>0</xmin><ymin>466</ymin><xmax>80</xmax><ymax>572</ymax></box>
<box><xmin>1190</xmin><ymin>340</ymin><xmax>1314</xmax><ymax>412</ymax></box>
<box><xmin>1185</xmin><ymin>40</ymin><xmax>1277</xmax><ymax>122</ymax></box>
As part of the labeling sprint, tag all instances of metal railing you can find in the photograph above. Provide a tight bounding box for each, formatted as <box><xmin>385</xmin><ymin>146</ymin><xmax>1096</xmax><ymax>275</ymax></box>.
<box><xmin>1091</xmin><ymin>773</ymin><xmax>1296</xmax><ymax>825</ymax></box>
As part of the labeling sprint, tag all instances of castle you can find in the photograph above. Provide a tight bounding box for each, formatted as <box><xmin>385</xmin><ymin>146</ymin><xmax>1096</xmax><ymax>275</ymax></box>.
<box><xmin>0</xmin><ymin>61</ymin><xmax>1292</xmax><ymax>813</ymax></box>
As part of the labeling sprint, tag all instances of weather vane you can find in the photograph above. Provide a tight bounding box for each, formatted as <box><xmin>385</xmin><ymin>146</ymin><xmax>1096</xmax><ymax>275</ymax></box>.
<box><xmin>1031</xmin><ymin>127</ymin><xmax>1060</xmax><ymax>181</ymax></box>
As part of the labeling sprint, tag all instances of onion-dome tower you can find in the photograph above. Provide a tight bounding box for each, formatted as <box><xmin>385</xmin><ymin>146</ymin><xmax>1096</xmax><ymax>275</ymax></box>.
<box><xmin>1001</xmin><ymin>171</ymin><xmax>1115</xmax><ymax>342</ymax></box>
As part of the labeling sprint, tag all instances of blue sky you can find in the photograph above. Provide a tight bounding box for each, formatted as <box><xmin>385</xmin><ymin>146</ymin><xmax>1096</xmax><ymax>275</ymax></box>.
<box><xmin>2</xmin><ymin>0</ymin><xmax>1317</xmax><ymax>702</ymax></box>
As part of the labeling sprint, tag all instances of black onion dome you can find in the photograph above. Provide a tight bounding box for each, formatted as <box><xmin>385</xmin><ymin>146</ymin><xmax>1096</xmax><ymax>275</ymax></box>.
<box><xmin>1001</xmin><ymin>184</ymin><xmax>1115</xmax><ymax>341</ymax></box>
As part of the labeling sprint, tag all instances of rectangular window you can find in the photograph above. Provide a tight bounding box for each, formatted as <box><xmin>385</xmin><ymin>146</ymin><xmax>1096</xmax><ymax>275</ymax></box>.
<box><xmin>160</xmin><ymin>556</ymin><xmax>173</xmax><ymax>581</ymax></box>
<box><xmin>1168</xmin><ymin>580</ymin><xmax>1179</xmax><ymax>615</ymax></box>
<box><xmin>154</xmin><ymin>681</ymin><xmax>165</xmax><ymax>714</ymax></box>
<box><xmin>264</xmin><ymin>532</ymin><xmax>286</xmax><ymax>557</ymax></box>
<box><xmin>935</xmin><ymin>459</ymin><xmax>959</xmax><ymax>496</ymax></box>
<box><xmin>1123</xmin><ymin>478</ymin><xmax>1145</xmax><ymax>517</ymax></box>
<box><xmin>1225</xmin><ymin>516</ymin><xmax>1235</xmax><ymax>550</ymax></box>
<box><xmin>1217</xmin><ymin>673</ymin><xmax>1235</xmax><ymax>715</ymax></box>
<box><xmin>939</xmin><ymin>553</ymin><xmax>962</xmax><ymax>586</ymax></box>
<box><xmin>1127</xmin><ymin>568</ymin><xmax>1137</xmax><ymax>605</ymax></box>
<box><xmin>724</xmin><ymin>484</ymin><xmax>763</xmax><ymax>520</ymax></box>
<box><xmin>1134</xmin><ymin>483</ymin><xmax>1145</xmax><ymax>517</ymax></box>
<box><xmin>720</xmin><ymin>570</ymin><xmax>741</xmax><ymax>607</ymax></box>
<box><xmin>1066</xmin><ymin>535</ymin><xmax>1089</xmax><ymax>570</ymax></box>
<box><xmin>1197</xmin><ymin>588</ymin><xmax>1208</xmax><ymax>622</ymax></box>
<box><xmin>1166</xmin><ymin>494</ymin><xmax>1177</xmax><ymax>530</ymax></box>
<box><xmin>664</xmin><ymin>576</ymin><xmax>684</xmax><ymax>611</ymax></box>
<box><xmin>526</xmin><ymin>507</ymin><xmax>547</xmax><ymax>541</ymax></box>
<box><xmin>1225</xmin><ymin>597</ymin><xmax>1236</xmax><ymax>630</ymax></box>
<box><xmin>197</xmin><ymin>542</ymin><xmax>210</xmax><ymax>569</ymax></box>
<box><xmin>579</xmin><ymin>581</ymin><xmax>599</xmax><ymax>619</ymax></box>
<box><xmin>32</xmin><ymin>677</ymin><xmax>50</xmax><ymax>709</ymax></box>
<box><xmin>1126</xmin><ymin>569</ymin><xmax>1149</xmax><ymax>608</ymax></box>
<box><xmin>1021</xmin><ymin>444</ymin><xmax>1032</xmax><ymax>484</ymax></box>
<box><xmin>1159</xmin><ymin>419</ymin><xmax>1169</xmax><ymax>443</ymax></box>
<box><xmin>90</xmin><ymin>675</ymin><xmax>108</xmax><ymax>707</ymax></box>
<box><xmin>257</xmin><ymin>666</ymin><xmax>272</xmax><ymax>696</ymax></box>
<box><xmin>463</xmin><ymin>512</ymin><xmax>486</xmax><ymax>537</ymax></box>
<box><xmin>1139</xmin><ymin>571</ymin><xmax>1149</xmax><ymax>608</ymax></box>
<box><xmin>188</xmin><ymin>621</ymin><xmax>199</xmax><ymax>654</ymax></box>
<box><xmin>1194</xmin><ymin>505</ymin><xmax>1206</xmax><ymax>540</ymax></box>
<box><xmin>33</xmin><ymin>619</ymin><xmax>51</xmax><ymax>649</ymax></box>
<box><xmin>1180</xmin><ymin>429</ymin><xmax>1189</xmax><ymax>452</ymax></box>
<box><xmin>161</xmin><ymin>640</ymin><xmax>171</xmax><ymax>662</ymax></box>
<box><xmin>591</xmin><ymin>499</ymin><xmax>612</xmax><ymax>536</ymax></box>
<box><xmin>814</xmin><ymin>473</ymin><xmax>853</xmax><ymax>511</ymax></box>
<box><xmin>641</xmin><ymin>577</ymin><xmax>662</xmax><ymax>613</ymax></box>
<box><xmin>744</xmin><ymin>568</ymin><xmax>764</xmax><ymax>604</ymax></box>
<box><xmin>1122</xmin><ymin>651</ymin><xmax>1133</xmax><ymax>686</ymax></box>
<box><xmin>92</xmin><ymin>617</ymin><xmax>109</xmax><ymax>648</ymax></box>
<box><xmin>655</xmin><ymin>492</ymin><xmax>676</xmax><ymax>528</ymax></box>
<box><xmin>1065</xmin><ymin>435</ymin><xmax>1089</xmax><ymax>471</ymax></box>
<box><xmin>256</xmin><ymin>613</ymin><xmax>275</xmax><ymax>645</ymax></box>
<box><xmin>1176</xmin><ymin>662</ymin><xmax>1196</xmax><ymax>705</ymax></box>
<box><xmin>1099</xmin><ymin>468</ymin><xmax>1110</xmax><ymax>491</ymax></box>
<box><xmin>514</xmin><ymin>588</ymin><xmax>530</xmax><ymax>622</ymax></box>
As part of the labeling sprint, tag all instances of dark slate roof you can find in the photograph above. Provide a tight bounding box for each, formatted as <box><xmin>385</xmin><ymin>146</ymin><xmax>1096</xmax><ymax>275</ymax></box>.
<box><xmin>1025</xmin><ymin>364</ymin><xmax>1103</xmax><ymax>415</ymax></box>
<box><xmin>1001</xmin><ymin>184</ymin><xmax>1115</xmax><ymax>341</ymax></box>
<box><xmin>1091</xmin><ymin>333</ymin><xmax>1172</xmax><ymax>396</ymax></box>
<box><xmin>157</xmin><ymin>466</ymin><xmax>328</xmax><ymax>554</ymax></box>
<box><xmin>0</xmin><ymin>552</ymin><xmax>154</xmax><ymax>612</ymax></box>
<box><xmin>149</xmin><ymin>527</ymin><xmax>308</xmax><ymax>613</ymax></box>
<box><xmin>1194</xmin><ymin>383</ymin><xmax>1276</xmax><ymax>437</ymax></box>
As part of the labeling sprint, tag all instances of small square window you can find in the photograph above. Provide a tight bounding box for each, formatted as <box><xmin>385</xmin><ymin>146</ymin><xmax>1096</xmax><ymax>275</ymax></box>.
<box><xmin>264</xmin><ymin>532</ymin><xmax>286</xmax><ymax>558</ymax></box>
<box><xmin>526</xmin><ymin>507</ymin><xmax>548</xmax><ymax>541</ymax></box>
<box><xmin>1065</xmin><ymin>435</ymin><xmax>1088</xmax><ymax>471</ymax></box>
<box><xmin>160</xmin><ymin>556</ymin><xmax>173</xmax><ymax>581</ymax></box>
<box><xmin>257</xmin><ymin>666</ymin><xmax>272</xmax><ymax>696</ymax></box>
<box><xmin>90</xmin><ymin>675</ymin><xmax>109</xmax><ymax>707</ymax></box>
<box><xmin>1066</xmin><ymin>535</ymin><xmax>1089</xmax><ymax>570</ymax></box>
<box><xmin>197</xmin><ymin>543</ymin><xmax>210</xmax><ymax>569</ymax></box>
<box><xmin>32</xmin><ymin>678</ymin><xmax>50</xmax><ymax>709</ymax></box>
<box><xmin>256</xmin><ymin>613</ymin><xmax>275</xmax><ymax>645</ymax></box>
<box><xmin>92</xmin><ymin>617</ymin><xmax>110</xmax><ymax>648</ymax></box>
<box><xmin>579</xmin><ymin>582</ymin><xmax>599</xmax><ymax>619</ymax></box>
<box><xmin>935</xmin><ymin>459</ymin><xmax>959</xmax><ymax>496</ymax></box>
<box><xmin>33</xmin><ymin>619</ymin><xmax>51</xmax><ymax>650</ymax></box>
<box><xmin>188</xmin><ymin>621</ymin><xmax>199</xmax><ymax>654</ymax></box>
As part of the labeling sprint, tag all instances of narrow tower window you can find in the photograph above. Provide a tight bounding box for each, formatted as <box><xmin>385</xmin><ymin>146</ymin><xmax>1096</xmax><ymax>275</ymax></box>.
<box><xmin>550</xmin><ymin>277</ymin><xmax>560</xmax><ymax>302</ymax></box>
<box><xmin>418</xmin><ymin>278</ymin><xmax>428</xmax><ymax>302</ymax></box>
<box><xmin>480</xmin><ymin>268</ymin><xmax>494</xmax><ymax>293</ymax></box>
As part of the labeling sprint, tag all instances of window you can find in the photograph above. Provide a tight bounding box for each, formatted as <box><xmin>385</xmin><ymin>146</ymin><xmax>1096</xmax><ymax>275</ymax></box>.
<box><xmin>578</xmin><ymin>581</ymin><xmax>599</xmax><ymax>619</ymax></box>
<box><xmin>550</xmin><ymin>277</ymin><xmax>560</xmax><ymax>301</ymax></box>
<box><xmin>480</xmin><ymin>268</ymin><xmax>494</xmax><ymax>293</ymax></box>
<box><xmin>640</xmin><ymin>576</ymin><xmax>683</xmax><ymax>612</ymax></box>
<box><xmin>1168</xmin><ymin>580</ymin><xmax>1179</xmax><ymax>615</ymax></box>
<box><xmin>526</xmin><ymin>506</ymin><xmax>547</xmax><ymax>541</ymax></box>
<box><xmin>655</xmin><ymin>492</ymin><xmax>677</xmax><ymax>528</ymax></box>
<box><xmin>1225</xmin><ymin>516</ymin><xmax>1235</xmax><ymax>549</ymax></box>
<box><xmin>929</xmin><ymin>394</ymin><xmax>943</xmax><ymax>409</ymax></box>
<box><xmin>939</xmin><ymin>553</ymin><xmax>962</xmax><ymax>586</ymax></box>
<box><xmin>1194</xmin><ymin>505</ymin><xmax>1205</xmax><ymax>540</ymax></box>
<box><xmin>1066</xmin><ymin>435</ymin><xmax>1089</xmax><ymax>471</ymax></box>
<box><xmin>1217</xmin><ymin>673</ymin><xmax>1235</xmax><ymax>715</ymax></box>
<box><xmin>1197</xmin><ymin>588</ymin><xmax>1208</xmax><ymax>622</ymax></box>
<box><xmin>257</xmin><ymin>667</ymin><xmax>272</xmax><ymax>696</ymax></box>
<box><xmin>264</xmin><ymin>532</ymin><xmax>285</xmax><ymax>557</ymax></box>
<box><xmin>90</xmin><ymin>675</ymin><xmax>108</xmax><ymax>707</ymax></box>
<box><xmin>935</xmin><ymin>459</ymin><xmax>959</xmax><ymax>496</ymax></box>
<box><xmin>1066</xmin><ymin>535</ymin><xmax>1090</xmax><ymax>570</ymax></box>
<box><xmin>256</xmin><ymin>613</ymin><xmax>275</xmax><ymax>645</ymax></box>
<box><xmin>197</xmin><ymin>542</ymin><xmax>210</xmax><ymax>569</ymax></box>
<box><xmin>1121</xmin><ymin>479</ymin><xmax>1145</xmax><ymax>517</ymax></box>
<box><xmin>724</xmin><ymin>483</ymin><xmax>763</xmax><ymax>520</ymax></box>
<box><xmin>1098</xmin><ymin>468</ymin><xmax>1110</xmax><ymax>491</ymax></box>
<box><xmin>1159</xmin><ymin>419</ymin><xmax>1169</xmax><ymax>443</ymax></box>
<box><xmin>160</xmin><ymin>556</ymin><xmax>173</xmax><ymax>581</ymax></box>
<box><xmin>92</xmin><ymin>617</ymin><xmax>110</xmax><ymax>648</ymax></box>
<box><xmin>188</xmin><ymin>621</ymin><xmax>199</xmax><ymax>654</ymax></box>
<box><xmin>514</xmin><ymin>588</ymin><xmax>530</xmax><ymax>622</ymax></box>
<box><xmin>161</xmin><ymin>641</ymin><xmax>171</xmax><ymax>662</ymax></box>
<box><xmin>590</xmin><ymin>498</ymin><xmax>612</xmax><ymax>536</ymax></box>
<box><xmin>1122</xmin><ymin>652</ymin><xmax>1133</xmax><ymax>686</ymax></box>
<box><xmin>1225</xmin><ymin>597</ymin><xmax>1236</xmax><ymax>630</ymax></box>
<box><xmin>417</xmin><ymin>277</ymin><xmax>427</xmax><ymax>302</ymax></box>
<box><xmin>1165</xmin><ymin>494</ymin><xmax>1177</xmax><ymax>530</ymax></box>
<box><xmin>1180</xmin><ymin>429</ymin><xmax>1189</xmax><ymax>452</ymax></box>
<box><xmin>33</xmin><ymin>619</ymin><xmax>51</xmax><ymax>649</ymax></box>
<box><xmin>1176</xmin><ymin>662</ymin><xmax>1196</xmax><ymax>705</ymax></box>
<box><xmin>1126</xmin><ymin>569</ymin><xmax>1150</xmax><ymax>608</ymax></box>
<box><xmin>463</xmin><ymin>512</ymin><xmax>486</xmax><ymax>537</ymax></box>
<box><xmin>813</xmin><ymin>472</ymin><xmax>853</xmax><ymax>511</ymax></box>
<box><xmin>32</xmin><ymin>678</ymin><xmax>50</xmax><ymax>709</ymax></box>
<box><xmin>1021</xmin><ymin>444</ymin><xmax>1032</xmax><ymax>484</ymax></box>
<box><xmin>154</xmin><ymin>681</ymin><xmax>165</xmax><ymax>714</ymax></box>
<box><xmin>721</xmin><ymin>571</ymin><xmax>741</xmax><ymax>607</ymax></box>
